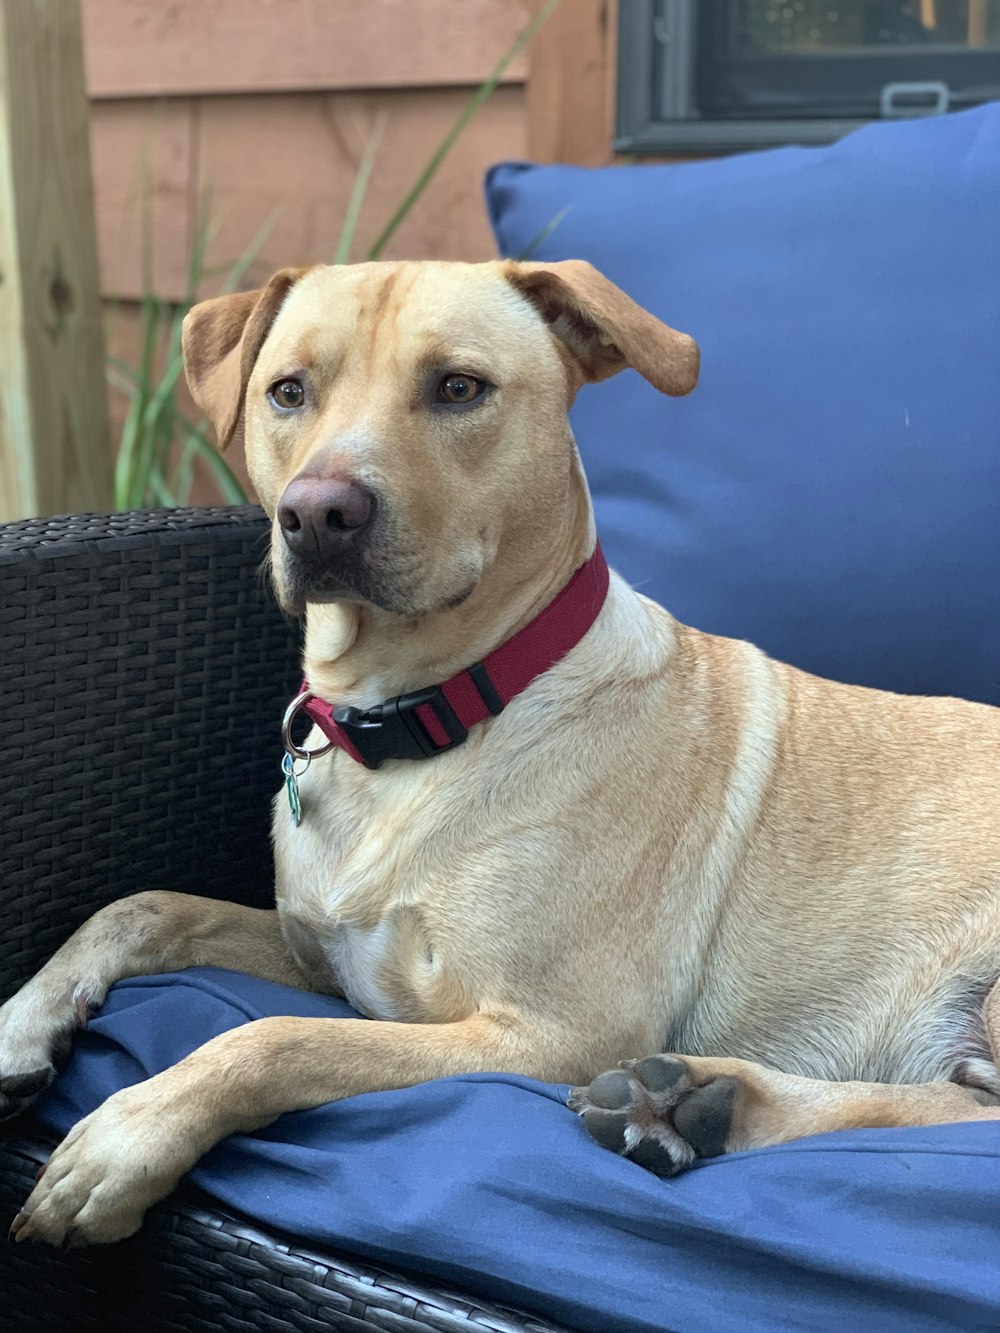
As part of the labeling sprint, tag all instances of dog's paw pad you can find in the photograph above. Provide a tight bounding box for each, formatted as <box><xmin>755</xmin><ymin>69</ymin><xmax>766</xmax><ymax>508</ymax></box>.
<box><xmin>626</xmin><ymin>1054</ymin><xmax>687</xmax><ymax>1094</ymax></box>
<box><xmin>672</xmin><ymin>1075</ymin><xmax>739</xmax><ymax>1158</ymax></box>
<box><xmin>578</xmin><ymin>1105</ymin><xmax>630</xmax><ymax>1152</ymax></box>
<box><xmin>585</xmin><ymin>1069</ymin><xmax>634</xmax><ymax>1109</ymax></box>
<box><xmin>572</xmin><ymin>1055</ymin><xmax>742</xmax><ymax>1177</ymax></box>
<box><xmin>626</xmin><ymin>1136</ymin><xmax>684</xmax><ymax>1177</ymax></box>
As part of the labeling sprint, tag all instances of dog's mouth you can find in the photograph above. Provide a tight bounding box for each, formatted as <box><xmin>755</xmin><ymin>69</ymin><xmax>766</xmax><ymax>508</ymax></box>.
<box><xmin>273</xmin><ymin>513</ymin><xmax>440</xmax><ymax>617</ymax></box>
<box><xmin>277</xmin><ymin>543</ymin><xmax>415</xmax><ymax>616</ymax></box>
<box><xmin>276</xmin><ymin>536</ymin><xmax>481</xmax><ymax>620</ymax></box>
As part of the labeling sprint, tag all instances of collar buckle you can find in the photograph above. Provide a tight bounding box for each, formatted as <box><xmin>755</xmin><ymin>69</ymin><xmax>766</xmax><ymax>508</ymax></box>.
<box><xmin>333</xmin><ymin>685</ymin><xmax>469</xmax><ymax>770</ymax></box>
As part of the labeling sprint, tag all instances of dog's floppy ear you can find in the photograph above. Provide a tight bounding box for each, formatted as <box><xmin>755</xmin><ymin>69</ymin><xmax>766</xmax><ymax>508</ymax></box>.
<box><xmin>502</xmin><ymin>259</ymin><xmax>698</xmax><ymax>397</ymax></box>
<box><xmin>182</xmin><ymin>267</ymin><xmax>311</xmax><ymax>449</ymax></box>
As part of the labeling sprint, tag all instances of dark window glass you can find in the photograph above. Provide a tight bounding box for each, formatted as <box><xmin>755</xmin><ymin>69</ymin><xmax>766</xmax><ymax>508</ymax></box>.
<box><xmin>697</xmin><ymin>1</ymin><xmax>1000</xmax><ymax>120</ymax></box>
<box><xmin>617</xmin><ymin>1</ymin><xmax>1000</xmax><ymax>151</ymax></box>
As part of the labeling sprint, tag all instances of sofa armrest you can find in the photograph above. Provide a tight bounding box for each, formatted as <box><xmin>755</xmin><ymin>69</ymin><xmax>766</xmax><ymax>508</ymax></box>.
<box><xmin>0</xmin><ymin>506</ymin><xmax>300</xmax><ymax>999</ymax></box>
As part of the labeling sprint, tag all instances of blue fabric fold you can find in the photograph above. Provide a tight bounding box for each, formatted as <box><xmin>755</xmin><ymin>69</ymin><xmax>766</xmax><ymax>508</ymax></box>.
<box><xmin>35</xmin><ymin>968</ymin><xmax>1000</xmax><ymax>1333</ymax></box>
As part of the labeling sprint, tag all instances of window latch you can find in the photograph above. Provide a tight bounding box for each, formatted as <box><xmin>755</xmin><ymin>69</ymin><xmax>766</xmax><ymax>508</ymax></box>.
<box><xmin>880</xmin><ymin>81</ymin><xmax>950</xmax><ymax>119</ymax></box>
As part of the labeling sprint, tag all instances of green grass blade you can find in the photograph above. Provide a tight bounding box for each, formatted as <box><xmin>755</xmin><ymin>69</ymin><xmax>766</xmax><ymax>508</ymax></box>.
<box><xmin>150</xmin><ymin>384</ymin><xmax>177</xmax><ymax>500</ymax></box>
<box><xmin>128</xmin><ymin>301</ymin><xmax>173</xmax><ymax>509</ymax></box>
<box><xmin>107</xmin><ymin>357</ymin><xmax>142</xmax><ymax>390</ymax></box>
<box><xmin>334</xmin><ymin>116</ymin><xmax>386</xmax><ymax>264</ymax></box>
<box><xmin>186</xmin><ymin>430</ymin><xmax>249</xmax><ymax>504</ymax></box>
<box><xmin>106</xmin><ymin>367</ymin><xmax>138</xmax><ymax>400</ymax></box>
<box><xmin>366</xmin><ymin>0</ymin><xmax>561</xmax><ymax>260</ymax></box>
<box><xmin>185</xmin><ymin>197</ymin><xmax>216</xmax><ymax>304</ymax></box>
<box><xmin>516</xmin><ymin>204</ymin><xmax>572</xmax><ymax>260</ymax></box>
<box><xmin>147</xmin><ymin>468</ymin><xmax>180</xmax><ymax>508</ymax></box>
<box><xmin>171</xmin><ymin>433</ymin><xmax>198</xmax><ymax>503</ymax></box>
<box><xmin>114</xmin><ymin>396</ymin><xmax>144</xmax><ymax>509</ymax></box>
<box><xmin>220</xmin><ymin>205</ymin><xmax>283</xmax><ymax>295</ymax></box>
<box><xmin>114</xmin><ymin>293</ymin><xmax>161</xmax><ymax>508</ymax></box>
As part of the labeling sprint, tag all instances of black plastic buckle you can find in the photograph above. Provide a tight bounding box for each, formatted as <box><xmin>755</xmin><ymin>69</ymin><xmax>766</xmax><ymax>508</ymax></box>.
<box><xmin>332</xmin><ymin>686</ymin><xmax>469</xmax><ymax>770</ymax></box>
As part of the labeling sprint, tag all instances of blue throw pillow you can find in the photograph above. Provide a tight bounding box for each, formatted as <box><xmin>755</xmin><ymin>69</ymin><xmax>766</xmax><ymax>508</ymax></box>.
<box><xmin>486</xmin><ymin>105</ymin><xmax>1000</xmax><ymax>705</ymax></box>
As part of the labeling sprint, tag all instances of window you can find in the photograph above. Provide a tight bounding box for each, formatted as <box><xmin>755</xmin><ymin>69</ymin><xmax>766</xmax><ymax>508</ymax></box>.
<box><xmin>617</xmin><ymin>0</ymin><xmax>1000</xmax><ymax>152</ymax></box>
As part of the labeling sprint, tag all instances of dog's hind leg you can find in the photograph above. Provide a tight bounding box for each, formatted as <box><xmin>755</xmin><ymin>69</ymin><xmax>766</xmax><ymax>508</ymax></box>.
<box><xmin>0</xmin><ymin>892</ymin><xmax>308</xmax><ymax>1120</ymax></box>
<box><xmin>569</xmin><ymin>1050</ymin><xmax>1000</xmax><ymax>1178</ymax></box>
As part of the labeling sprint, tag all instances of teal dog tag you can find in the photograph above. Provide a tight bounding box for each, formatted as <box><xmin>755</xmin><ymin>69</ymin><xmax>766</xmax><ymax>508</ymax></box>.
<box><xmin>282</xmin><ymin>751</ymin><xmax>302</xmax><ymax>827</ymax></box>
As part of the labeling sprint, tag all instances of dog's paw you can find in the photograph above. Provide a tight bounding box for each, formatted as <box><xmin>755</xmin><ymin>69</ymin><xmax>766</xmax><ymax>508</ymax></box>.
<box><xmin>0</xmin><ymin>980</ymin><xmax>104</xmax><ymax>1120</ymax></box>
<box><xmin>0</xmin><ymin>993</ymin><xmax>83</xmax><ymax>1121</ymax></box>
<box><xmin>8</xmin><ymin>1084</ymin><xmax>195</xmax><ymax>1247</ymax></box>
<box><xmin>569</xmin><ymin>1054</ymin><xmax>741</xmax><ymax>1177</ymax></box>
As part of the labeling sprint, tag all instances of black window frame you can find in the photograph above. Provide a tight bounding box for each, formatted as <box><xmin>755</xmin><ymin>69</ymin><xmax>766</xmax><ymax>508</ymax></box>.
<box><xmin>617</xmin><ymin>0</ymin><xmax>1000</xmax><ymax>154</ymax></box>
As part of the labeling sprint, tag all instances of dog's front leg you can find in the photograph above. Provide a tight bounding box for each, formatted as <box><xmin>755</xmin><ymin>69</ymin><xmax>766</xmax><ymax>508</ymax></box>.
<box><xmin>11</xmin><ymin>1010</ymin><xmax>562</xmax><ymax>1247</ymax></box>
<box><xmin>0</xmin><ymin>892</ymin><xmax>308</xmax><ymax>1120</ymax></box>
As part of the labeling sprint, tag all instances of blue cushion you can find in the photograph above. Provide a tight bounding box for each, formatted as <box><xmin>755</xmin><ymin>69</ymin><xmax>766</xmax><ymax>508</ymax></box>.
<box><xmin>486</xmin><ymin>105</ymin><xmax>1000</xmax><ymax>705</ymax></box>
<box><xmin>36</xmin><ymin>969</ymin><xmax>1000</xmax><ymax>1332</ymax></box>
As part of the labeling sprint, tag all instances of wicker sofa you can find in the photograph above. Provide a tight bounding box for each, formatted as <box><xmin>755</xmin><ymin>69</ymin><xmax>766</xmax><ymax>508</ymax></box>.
<box><xmin>0</xmin><ymin>506</ymin><xmax>565</xmax><ymax>1333</ymax></box>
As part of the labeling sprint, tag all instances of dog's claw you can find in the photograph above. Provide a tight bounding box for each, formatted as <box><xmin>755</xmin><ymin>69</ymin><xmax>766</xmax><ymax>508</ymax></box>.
<box><xmin>9</xmin><ymin>1210</ymin><xmax>32</xmax><ymax>1243</ymax></box>
<box><xmin>567</xmin><ymin>1086</ymin><xmax>586</xmax><ymax>1113</ymax></box>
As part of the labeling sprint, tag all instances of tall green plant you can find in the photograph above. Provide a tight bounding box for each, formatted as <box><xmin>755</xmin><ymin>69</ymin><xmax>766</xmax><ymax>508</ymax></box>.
<box><xmin>109</xmin><ymin>0</ymin><xmax>562</xmax><ymax>509</ymax></box>
<box><xmin>108</xmin><ymin>206</ymin><xmax>276</xmax><ymax>509</ymax></box>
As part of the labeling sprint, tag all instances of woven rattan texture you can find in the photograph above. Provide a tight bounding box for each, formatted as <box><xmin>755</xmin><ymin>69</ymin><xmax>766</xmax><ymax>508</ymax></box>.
<box><xmin>0</xmin><ymin>1139</ymin><xmax>568</xmax><ymax>1333</ymax></box>
<box><xmin>0</xmin><ymin>508</ymin><xmax>300</xmax><ymax>998</ymax></box>
<box><xmin>0</xmin><ymin>505</ymin><xmax>266</xmax><ymax>552</ymax></box>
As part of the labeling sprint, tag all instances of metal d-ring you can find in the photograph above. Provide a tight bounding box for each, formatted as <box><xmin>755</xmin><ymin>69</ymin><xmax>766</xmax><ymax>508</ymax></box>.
<box><xmin>281</xmin><ymin>689</ymin><xmax>336</xmax><ymax>761</ymax></box>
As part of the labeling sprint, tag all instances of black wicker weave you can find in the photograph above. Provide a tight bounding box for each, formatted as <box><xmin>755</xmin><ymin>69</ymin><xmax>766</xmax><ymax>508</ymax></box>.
<box><xmin>0</xmin><ymin>507</ymin><xmax>569</xmax><ymax>1333</ymax></box>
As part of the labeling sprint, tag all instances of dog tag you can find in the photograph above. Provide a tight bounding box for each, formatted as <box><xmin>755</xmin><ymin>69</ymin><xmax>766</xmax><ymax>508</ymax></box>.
<box><xmin>282</xmin><ymin>751</ymin><xmax>303</xmax><ymax>827</ymax></box>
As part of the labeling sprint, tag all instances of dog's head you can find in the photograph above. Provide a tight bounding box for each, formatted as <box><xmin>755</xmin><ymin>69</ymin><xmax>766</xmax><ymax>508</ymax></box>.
<box><xmin>182</xmin><ymin>261</ymin><xmax>697</xmax><ymax>618</ymax></box>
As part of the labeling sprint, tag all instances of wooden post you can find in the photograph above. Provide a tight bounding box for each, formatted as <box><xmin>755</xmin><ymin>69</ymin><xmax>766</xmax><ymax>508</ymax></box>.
<box><xmin>526</xmin><ymin>0</ymin><xmax>617</xmax><ymax>166</ymax></box>
<box><xmin>0</xmin><ymin>0</ymin><xmax>110</xmax><ymax>522</ymax></box>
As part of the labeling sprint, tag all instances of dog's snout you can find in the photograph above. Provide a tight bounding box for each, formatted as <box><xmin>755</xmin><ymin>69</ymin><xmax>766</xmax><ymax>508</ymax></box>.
<box><xmin>277</xmin><ymin>476</ymin><xmax>375</xmax><ymax>562</ymax></box>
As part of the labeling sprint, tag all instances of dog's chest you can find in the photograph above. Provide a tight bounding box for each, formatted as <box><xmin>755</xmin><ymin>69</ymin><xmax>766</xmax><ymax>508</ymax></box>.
<box><xmin>281</xmin><ymin>907</ymin><xmax>406</xmax><ymax>1020</ymax></box>
<box><xmin>272</xmin><ymin>762</ymin><xmax>476</xmax><ymax>1023</ymax></box>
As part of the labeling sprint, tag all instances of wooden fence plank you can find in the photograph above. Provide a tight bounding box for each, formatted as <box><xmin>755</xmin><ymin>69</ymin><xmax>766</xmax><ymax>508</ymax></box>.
<box><xmin>196</xmin><ymin>87</ymin><xmax>526</xmax><ymax>287</ymax></box>
<box><xmin>82</xmin><ymin>0</ymin><xmax>530</xmax><ymax>99</ymax></box>
<box><xmin>0</xmin><ymin>0</ymin><xmax>111</xmax><ymax>521</ymax></box>
<box><xmin>89</xmin><ymin>99</ymin><xmax>195</xmax><ymax>303</ymax></box>
<box><xmin>90</xmin><ymin>87</ymin><xmax>525</xmax><ymax>303</ymax></box>
<box><xmin>526</xmin><ymin>0</ymin><xmax>616</xmax><ymax>165</ymax></box>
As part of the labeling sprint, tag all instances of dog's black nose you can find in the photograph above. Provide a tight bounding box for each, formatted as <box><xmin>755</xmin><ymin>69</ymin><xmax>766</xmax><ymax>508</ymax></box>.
<box><xmin>277</xmin><ymin>476</ymin><xmax>375</xmax><ymax>564</ymax></box>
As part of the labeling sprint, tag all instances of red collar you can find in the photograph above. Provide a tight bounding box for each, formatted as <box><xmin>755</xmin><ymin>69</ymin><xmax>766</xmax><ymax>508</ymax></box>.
<box><xmin>283</xmin><ymin>544</ymin><xmax>609</xmax><ymax>770</ymax></box>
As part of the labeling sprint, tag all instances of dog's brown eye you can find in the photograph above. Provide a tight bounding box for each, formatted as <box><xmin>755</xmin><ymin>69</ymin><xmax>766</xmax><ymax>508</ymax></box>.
<box><xmin>438</xmin><ymin>374</ymin><xmax>486</xmax><ymax>405</ymax></box>
<box><xmin>269</xmin><ymin>379</ymin><xmax>305</xmax><ymax>410</ymax></box>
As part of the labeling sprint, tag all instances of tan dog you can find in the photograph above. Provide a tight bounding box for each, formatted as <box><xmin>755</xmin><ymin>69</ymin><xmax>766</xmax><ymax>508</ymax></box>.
<box><xmin>2</xmin><ymin>259</ymin><xmax>999</xmax><ymax>1247</ymax></box>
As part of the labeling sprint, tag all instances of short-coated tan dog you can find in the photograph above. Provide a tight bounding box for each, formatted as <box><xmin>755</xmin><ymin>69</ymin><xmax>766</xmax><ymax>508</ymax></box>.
<box><xmin>3</xmin><ymin>259</ymin><xmax>999</xmax><ymax>1247</ymax></box>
